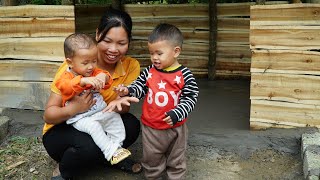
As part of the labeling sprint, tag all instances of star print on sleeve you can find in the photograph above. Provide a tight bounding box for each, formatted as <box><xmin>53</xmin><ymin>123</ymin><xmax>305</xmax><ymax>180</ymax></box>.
<box><xmin>158</xmin><ymin>80</ymin><xmax>166</xmax><ymax>89</ymax></box>
<box><xmin>147</xmin><ymin>72</ymin><xmax>152</xmax><ymax>79</ymax></box>
<box><xmin>174</xmin><ymin>75</ymin><xmax>181</xmax><ymax>84</ymax></box>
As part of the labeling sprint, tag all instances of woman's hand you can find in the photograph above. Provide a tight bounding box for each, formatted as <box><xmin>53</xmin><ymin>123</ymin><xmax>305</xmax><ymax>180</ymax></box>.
<box><xmin>43</xmin><ymin>91</ymin><xmax>96</xmax><ymax>124</ymax></box>
<box><xmin>103</xmin><ymin>96</ymin><xmax>139</xmax><ymax>113</ymax></box>
<box><xmin>68</xmin><ymin>91</ymin><xmax>96</xmax><ymax>115</ymax></box>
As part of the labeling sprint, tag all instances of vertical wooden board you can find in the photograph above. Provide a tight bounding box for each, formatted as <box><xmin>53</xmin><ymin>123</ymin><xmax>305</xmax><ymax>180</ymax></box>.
<box><xmin>251</xmin><ymin>73</ymin><xmax>320</xmax><ymax>105</ymax></box>
<box><xmin>0</xmin><ymin>81</ymin><xmax>50</xmax><ymax>110</ymax></box>
<box><xmin>250</xmin><ymin>99</ymin><xmax>320</xmax><ymax>129</ymax></box>
<box><xmin>251</xmin><ymin>50</ymin><xmax>320</xmax><ymax>75</ymax></box>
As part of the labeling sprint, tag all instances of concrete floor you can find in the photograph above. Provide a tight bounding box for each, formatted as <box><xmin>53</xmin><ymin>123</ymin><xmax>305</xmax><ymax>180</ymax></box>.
<box><xmin>188</xmin><ymin>79</ymin><xmax>250</xmax><ymax>133</ymax></box>
<box><xmin>131</xmin><ymin>79</ymin><xmax>251</xmax><ymax>133</ymax></box>
<box><xmin>2</xmin><ymin>79</ymin><xmax>318</xmax><ymax>179</ymax></box>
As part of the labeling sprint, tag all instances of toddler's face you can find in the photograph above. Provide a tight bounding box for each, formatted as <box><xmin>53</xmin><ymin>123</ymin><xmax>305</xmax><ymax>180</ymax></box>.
<box><xmin>148</xmin><ymin>40</ymin><xmax>180</xmax><ymax>70</ymax></box>
<box><xmin>70</xmin><ymin>46</ymin><xmax>98</xmax><ymax>77</ymax></box>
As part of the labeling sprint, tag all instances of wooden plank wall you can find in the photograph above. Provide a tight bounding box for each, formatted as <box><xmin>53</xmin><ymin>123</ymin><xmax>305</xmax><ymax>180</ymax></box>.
<box><xmin>0</xmin><ymin>3</ymin><xmax>289</xmax><ymax>111</ymax></box>
<box><xmin>0</xmin><ymin>5</ymin><xmax>75</xmax><ymax>110</ymax></box>
<box><xmin>76</xmin><ymin>2</ymin><xmax>286</xmax><ymax>79</ymax></box>
<box><xmin>250</xmin><ymin>4</ymin><xmax>320</xmax><ymax>129</ymax></box>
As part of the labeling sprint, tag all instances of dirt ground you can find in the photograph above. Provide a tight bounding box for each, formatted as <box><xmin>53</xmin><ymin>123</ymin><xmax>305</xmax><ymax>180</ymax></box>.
<box><xmin>0</xmin><ymin>80</ymin><xmax>316</xmax><ymax>179</ymax></box>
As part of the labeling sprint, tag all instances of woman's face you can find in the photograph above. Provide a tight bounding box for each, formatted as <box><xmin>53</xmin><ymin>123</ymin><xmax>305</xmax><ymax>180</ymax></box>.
<box><xmin>96</xmin><ymin>26</ymin><xmax>129</xmax><ymax>65</ymax></box>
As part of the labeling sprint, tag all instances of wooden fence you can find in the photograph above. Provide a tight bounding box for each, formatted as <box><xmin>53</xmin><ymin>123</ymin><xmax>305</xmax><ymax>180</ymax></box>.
<box><xmin>0</xmin><ymin>2</ymin><xmax>287</xmax><ymax>110</ymax></box>
<box><xmin>77</xmin><ymin>2</ymin><xmax>285</xmax><ymax>78</ymax></box>
<box><xmin>0</xmin><ymin>5</ymin><xmax>74</xmax><ymax>110</ymax></box>
<box><xmin>250</xmin><ymin>4</ymin><xmax>320</xmax><ymax>129</ymax></box>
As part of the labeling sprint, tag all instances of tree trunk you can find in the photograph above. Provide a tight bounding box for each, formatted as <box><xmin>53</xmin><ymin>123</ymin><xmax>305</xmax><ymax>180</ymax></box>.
<box><xmin>1</xmin><ymin>0</ymin><xmax>18</xmax><ymax>6</ymax></box>
<box><xmin>208</xmin><ymin>0</ymin><xmax>217</xmax><ymax>80</ymax></box>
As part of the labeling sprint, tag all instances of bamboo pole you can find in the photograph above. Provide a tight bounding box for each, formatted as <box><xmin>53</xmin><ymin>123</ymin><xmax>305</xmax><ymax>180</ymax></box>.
<box><xmin>208</xmin><ymin>0</ymin><xmax>217</xmax><ymax>80</ymax></box>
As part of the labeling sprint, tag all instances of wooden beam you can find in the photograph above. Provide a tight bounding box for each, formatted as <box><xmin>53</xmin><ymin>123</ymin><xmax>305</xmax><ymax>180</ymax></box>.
<box><xmin>250</xmin><ymin>99</ymin><xmax>320</xmax><ymax>129</ymax></box>
<box><xmin>208</xmin><ymin>0</ymin><xmax>217</xmax><ymax>80</ymax></box>
<box><xmin>251</xmin><ymin>73</ymin><xmax>320</xmax><ymax>105</ymax></box>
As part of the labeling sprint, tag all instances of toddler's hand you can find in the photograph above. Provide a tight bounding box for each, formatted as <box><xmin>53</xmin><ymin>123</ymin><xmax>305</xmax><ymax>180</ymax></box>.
<box><xmin>81</xmin><ymin>77</ymin><xmax>104</xmax><ymax>90</ymax></box>
<box><xmin>163</xmin><ymin>113</ymin><xmax>173</xmax><ymax>126</ymax></box>
<box><xmin>96</xmin><ymin>73</ymin><xmax>107</xmax><ymax>87</ymax></box>
<box><xmin>113</xmin><ymin>84</ymin><xmax>129</xmax><ymax>97</ymax></box>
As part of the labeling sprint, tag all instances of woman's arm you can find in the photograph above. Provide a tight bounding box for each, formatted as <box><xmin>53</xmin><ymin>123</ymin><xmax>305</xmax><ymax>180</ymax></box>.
<box><xmin>43</xmin><ymin>91</ymin><xmax>95</xmax><ymax>124</ymax></box>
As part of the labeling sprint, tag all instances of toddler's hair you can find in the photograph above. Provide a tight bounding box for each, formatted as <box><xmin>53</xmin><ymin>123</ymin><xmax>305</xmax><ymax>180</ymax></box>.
<box><xmin>148</xmin><ymin>23</ymin><xmax>183</xmax><ymax>48</ymax></box>
<box><xmin>64</xmin><ymin>33</ymin><xmax>97</xmax><ymax>58</ymax></box>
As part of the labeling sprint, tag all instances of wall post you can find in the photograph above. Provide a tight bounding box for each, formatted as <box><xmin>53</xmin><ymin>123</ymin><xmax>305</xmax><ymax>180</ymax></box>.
<box><xmin>208</xmin><ymin>0</ymin><xmax>217</xmax><ymax>80</ymax></box>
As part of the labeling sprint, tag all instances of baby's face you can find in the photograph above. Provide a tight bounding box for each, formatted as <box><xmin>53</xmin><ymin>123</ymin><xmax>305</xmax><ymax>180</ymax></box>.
<box><xmin>70</xmin><ymin>46</ymin><xmax>98</xmax><ymax>77</ymax></box>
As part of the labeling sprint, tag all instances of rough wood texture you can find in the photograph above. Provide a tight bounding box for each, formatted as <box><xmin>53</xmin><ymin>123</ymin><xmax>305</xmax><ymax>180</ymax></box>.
<box><xmin>251</xmin><ymin>73</ymin><xmax>320</xmax><ymax>105</ymax></box>
<box><xmin>251</xmin><ymin>50</ymin><xmax>320</xmax><ymax>75</ymax></box>
<box><xmin>0</xmin><ymin>37</ymin><xmax>65</xmax><ymax>61</ymax></box>
<box><xmin>0</xmin><ymin>18</ymin><xmax>74</xmax><ymax>37</ymax></box>
<box><xmin>251</xmin><ymin>4</ymin><xmax>320</xmax><ymax>21</ymax></box>
<box><xmin>0</xmin><ymin>5</ymin><xmax>74</xmax><ymax>17</ymax></box>
<box><xmin>250</xmin><ymin>100</ymin><xmax>320</xmax><ymax>130</ymax></box>
<box><xmin>250</xmin><ymin>4</ymin><xmax>320</xmax><ymax>129</ymax></box>
<box><xmin>75</xmin><ymin>3</ymin><xmax>286</xmax><ymax>78</ymax></box>
<box><xmin>250</xmin><ymin>28</ymin><xmax>320</xmax><ymax>50</ymax></box>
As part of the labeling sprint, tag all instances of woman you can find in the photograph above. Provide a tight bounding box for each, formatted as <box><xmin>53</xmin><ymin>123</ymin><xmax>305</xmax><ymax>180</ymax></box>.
<box><xmin>42</xmin><ymin>8</ymin><xmax>142</xmax><ymax>179</ymax></box>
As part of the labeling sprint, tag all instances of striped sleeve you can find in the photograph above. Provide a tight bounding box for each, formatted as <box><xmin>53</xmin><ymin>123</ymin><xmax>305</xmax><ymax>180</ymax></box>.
<box><xmin>167</xmin><ymin>67</ymin><xmax>199</xmax><ymax>124</ymax></box>
<box><xmin>127</xmin><ymin>65</ymin><xmax>152</xmax><ymax>99</ymax></box>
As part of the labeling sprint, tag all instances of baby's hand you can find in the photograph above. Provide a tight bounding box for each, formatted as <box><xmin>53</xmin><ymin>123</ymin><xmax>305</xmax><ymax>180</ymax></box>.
<box><xmin>96</xmin><ymin>73</ymin><xmax>107</xmax><ymax>86</ymax></box>
<box><xmin>113</xmin><ymin>84</ymin><xmax>129</xmax><ymax>97</ymax></box>
<box><xmin>163</xmin><ymin>113</ymin><xmax>173</xmax><ymax>126</ymax></box>
<box><xmin>81</xmin><ymin>77</ymin><xmax>104</xmax><ymax>90</ymax></box>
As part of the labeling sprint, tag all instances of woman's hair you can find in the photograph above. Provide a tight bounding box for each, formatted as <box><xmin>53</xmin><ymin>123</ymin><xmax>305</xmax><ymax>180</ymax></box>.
<box><xmin>64</xmin><ymin>33</ymin><xmax>97</xmax><ymax>58</ymax></box>
<box><xmin>148</xmin><ymin>23</ymin><xmax>183</xmax><ymax>48</ymax></box>
<box><xmin>96</xmin><ymin>8</ymin><xmax>133</xmax><ymax>43</ymax></box>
